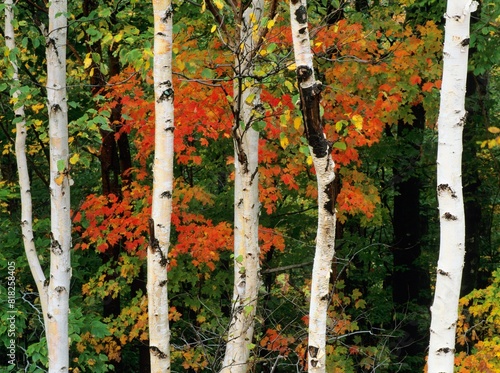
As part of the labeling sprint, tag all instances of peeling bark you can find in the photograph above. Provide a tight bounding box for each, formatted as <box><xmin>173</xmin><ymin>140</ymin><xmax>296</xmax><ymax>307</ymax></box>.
<box><xmin>289</xmin><ymin>0</ymin><xmax>337</xmax><ymax>371</ymax></box>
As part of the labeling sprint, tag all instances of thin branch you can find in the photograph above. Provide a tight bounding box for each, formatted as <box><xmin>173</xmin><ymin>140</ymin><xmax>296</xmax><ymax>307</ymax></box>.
<box><xmin>262</xmin><ymin>261</ymin><xmax>314</xmax><ymax>274</ymax></box>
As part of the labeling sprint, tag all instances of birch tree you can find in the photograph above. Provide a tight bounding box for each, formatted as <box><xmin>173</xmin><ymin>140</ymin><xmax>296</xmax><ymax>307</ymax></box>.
<box><xmin>289</xmin><ymin>0</ymin><xmax>337</xmax><ymax>371</ymax></box>
<box><xmin>214</xmin><ymin>0</ymin><xmax>272</xmax><ymax>370</ymax></box>
<box><xmin>427</xmin><ymin>1</ymin><xmax>478</xmax><ymax>372</ymax></box>
<box><xmin>5</xmin><ymin>0</ymin><xmax>49</xmax><ymax>326</ymax></box>
<box><xmin>220</xmin><ymin>2</ymin><xmax>262</xmax><ymax>368</ymax></box>
<box><xmin>148</xmin><ymin>0</ymin><xmax>174</xmax><ymax>371</ymax></box>
<box><xmin>46</xmin><ymin>1</ymin><xmax>72</xmax><ymax>370</ymax></box>
<box><xmin>6</xmin><ymin>0</ymin><xmax>71</xmax><ymax>371</ymax></box>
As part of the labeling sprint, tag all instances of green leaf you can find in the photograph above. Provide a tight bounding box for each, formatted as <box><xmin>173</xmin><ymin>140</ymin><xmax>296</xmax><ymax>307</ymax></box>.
<box><xmin>251</xmin><ymin>121</ymin><xmax>266</xmax><ymax>132</ymax></box>
<box><xmin>57</xmin><ymin>159</ymin><xmax>65</xmax><ymax>172</ymax></box>
<box><xmin>201</xmin><ymin>68</ymin><xmax>214</xmax><ymax>79</ymax></box>
<box><xmin>267</xmin><ymin>43</ymin><xmax>277</xmax><ymax>54</ymax></box>
<box><xmin>333</xmin><ymin>142</ymin><xmax>346</xmax><ymax>150</ymax></box>
<box><xmin>243</xmin><ymin>305</ymin><xmax>254</xmax><ymax>316</ymax></box>
<box><xmin>90</xmin><ymin>320</ymin><xmax>110</xmax><ymax>338</ymax></box>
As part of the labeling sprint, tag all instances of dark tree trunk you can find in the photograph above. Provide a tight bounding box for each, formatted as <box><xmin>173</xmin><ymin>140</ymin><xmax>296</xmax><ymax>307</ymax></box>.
<box><xmin>391</xmin><ymin>104</ymin><xmax>430</xmax><ymax>368</ymax></box>
<box><xmin>461</xmin><ymin>72</ymin><xmax>488</xmax><ymax>296</ymax></box>
<box><xmin>82</xmin><ymin>2</ymin><xmax>133</xmax><ymax>371</ymax></box>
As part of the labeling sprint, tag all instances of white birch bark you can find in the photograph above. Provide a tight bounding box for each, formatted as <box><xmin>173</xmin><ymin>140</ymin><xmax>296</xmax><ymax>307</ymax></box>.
<box><xmin>5</xmin><ymin>0</ymin><xmax>49</xmax><ymax>328</ymax></box>
<box><xmin>289</xmin><ymin>0</ymin><xmax>337</xmax><ymax>371</ymax></box>
<box><xmin>221</xmin><ymin>1</ymin><xmax>263</xmax><ymax>371</ymax></box>
<box><xmin>427</xmin><ymin>1</ymin><xmax>477</xmax><ymax>372</ymax></box>
<box><xmin>148</xmin><ymin>1</ymin><xmax>174</xmax><ymax>372</ymax></box>
<box><xmin>46</xmin><ymin>0</ymin><xmax>71</xmax><ymax>371</ymax></box>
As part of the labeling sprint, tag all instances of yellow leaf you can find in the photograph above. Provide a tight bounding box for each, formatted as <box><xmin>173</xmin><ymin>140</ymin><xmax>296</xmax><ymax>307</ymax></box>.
<box><xmin>306</xmin><ymin>155</ymin><xmax>313</xmax><ymax>165</ymax></box>
<box><xmin>178</xmin><ymin>60</ymin><xmax>185</xmax><ymax>71</ymax></box>
<box><xmin>488</xmin><ymin>126</ymin><xmax>500</xmax><ymax>134</ymax></box>
<box><xmin>267</xmin><ymin>19</ymin><xmax>275</xmax><ymax>29</ymax></box>
<box><xmin>83</xmin><ymin>53</ymin><xmax>92</xmax><ymax>69</ymax></box>
<box><xmin>245</xmin><ymin>93</ymin><xmax>255</xmax><ymax>105</ymax></box>
<box><xmin>351</xmin><ymin>114</ymin><xmax>363</xmax><ymax>130</ymax></box>
<box><xmin>31</xmin><ymin>103</ymin><xmax>45</xmax><ymax>114</ymax></box>
<box><xmin>55</xmin><ymin>174</ymin><xmax>65</xmax><ymax>186</ymax></box>
<box><xmin>214</xmin><ymin>0</ymin><xmax>224</xmax><ymax>9</ymax></box>
<box><xmin>294</xmin><ymin>117</ymin><xmax>302</xmax><ymax>130</ymax></box>
<box><xmin>69</xmin><ymin>153</ymin><xmax>79</xmax><ymax>165</ymax></box>
<box><xmin>259</xmin><ymin>49</ymin><xmax>267</xmax><ymax>56</ymax></box>
<box><xmin>287</xmin><ymin>63</ymin><xmax>296</xmax><ymax>71</ymax></box>
<box><xmin>284</xmin><ymin>80</ymin><xmax>294</xmax><ymax>92</ymax></box>
<box><xmin>113</xmin><ymin>32</ymin><xmax>123</xmax><ymax>43</ymax></box>
<box><xmin>211</xmin><ymin>24</ymin><xmax>217</xmax><ymax>33</ymax></box>
<box><xmin>201</xmin><ymin>0</ymin><xmax>206</xmax><ymax>12</ymax></box>
<box><xmin>89</xmin><ymin>68</ymin><xmax>95</xmax><ymax>77</ymax></box>
<box><xmin>280</xmin><ymin>135</ymin><xmax>289</xmax><ymax>149</ymax></box>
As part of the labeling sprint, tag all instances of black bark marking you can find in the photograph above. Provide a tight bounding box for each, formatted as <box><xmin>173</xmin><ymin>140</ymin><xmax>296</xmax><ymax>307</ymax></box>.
<box><xmin>460</xmin><ymin>38</ymin><xmax>470</xmax><ymax>47</ymax></box>
<box><xmin>150</xmin><ymin>346</ymin><xmax>168</xmax><ymax>359</ymax></box>
<box><xmin>160</xmin><ymin>191</ymin><xmax>172</xmax><ymax>198</ymax></box>
<box><xmin>308</xmin><ymin>345</ymin><xmax>319</xmax><ymax>358</ymax></box>
<box><xmin>164</xmin><ymin>126</ymin><xmax>175</xmax><ymax>132</ymax></box>
<box><xmin>47</xmin><ymin>313</ymin><xmax>53</xmax><ymax>319</ymax></box>
<box><xmin>158</xmin><ymin>81</ymin><xmax>174</xmax><ymax>102</ymax></box>
<box><xmin>290</xmin><ymin>0</ymin><xmax>300</xmax><ymax>4</ymax></box>
<box><xmin>295</xmin><ymin>5</ymin><xmax>308</xmax><ymax>24</ymax></box>
<box><xmin>148</xmin><ymin>218</ymin><xmax>169</xmax><ymax>267</ymax></box>
<box><xmin>296</xmin><ymin>65</ymin><xmax>313</xmax><ymax>83</ymax></box>
<box><xmin>158</xmin><ymin>88</ymin><xmax>174</xmax><ymax>102</ymax></box>
<box><xmin>51</xmin><ymin>104</ymin><xmax>62</xmax><ymax>112</ymax></box>
<box><xmin>458</xmin><ymin>113</ymin><xmax>467</xmax><ymax>126</ymax></box>
<box><xmin>250</xmin><ymin>168</ymin><xmax>258</xmax><ymax>185</ymax></box>
<box><xmin>443</xmin><ymin>212</ymin><xmax>457</xmax><ymax>221</ymax></box>
<box><xmin>310</xmin><ymin>359</ymin><xmax>318</xmax><ymax>367</ymax></box>
<box><xmin>437</xmin><ymin>184</ymin><xmax>457</xmax><ymax>198</ymax></box>
<box><xmin>299</xmin><ymin>80</ymin><xmax>328</xmax><ymax>159</ymax></box>
<box><xmin>324</xmin><ymin>180</ymin><xmax>336</xmax><ymax>215</ymax></box>
<box><xmin>46</xmin><ymin>38</ymin><xmax>60</xmax><ymax>61</ymax></box>
<box><xmin>161</xmin><ymin>7</ymin><xmax>173</xmax><ymax>22</ymax></box>
<box><xmin>44</xmin><ymin>279</ymin><xmax>50</xmax><ymax>287</ymax></box>
<box><xmin>233</xmin><ymin>127</ymin><xmax>249</xmax><ymax>173</ymax></box>
<box><xmin>299</xmin><ymin>27</ymin><xmax>307</xmax><ymax>34</ymax></box>
<box><xmin>50</xmin><ymin>233</ymin><xmax>63</xmax><ymax>255</ymax></box>
<box><xmin>437</xmin><ymin>269</ymin><xmax>450</xmax><ymax>277</ymax></box>
<box><xmin>55</xmin><ymin>286</ymin><xmax>66</xmax><ymax>293</ymax></box>
<box><xmin>159</xmin><ymin>280</ymin><xmax>167</xmax><ymax>287</ymax></box>
<box><xmin>437</xmin><ymin>347</ymin><xmax>454</xmax><ymax>354</ymax></box>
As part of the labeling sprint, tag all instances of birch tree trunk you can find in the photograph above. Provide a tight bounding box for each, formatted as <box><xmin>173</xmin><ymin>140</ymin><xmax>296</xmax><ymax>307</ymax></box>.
<box><xmin>46</xmin><ymin>0</ymin><xmax>72</xmax><ymax>371</ymax></box>
<box><xmin>221</xmin><ymin>0</ymin><xmax>263</xmax><ymax>371</ymax></box>
<box><xmin>5</xmin><ymin>0</ymin><xmax>49</xmax><ymax>328</ymax></box>
<box><xmin>289</xmin><ymin>0</ymin><xmax>337</xmax><ymax>371</ymax></box>
<box><xmin>148</xmin><ymin>1</ymin><xmax>174</xmax><ymax>371</ymax></box>
<box><xmin>427</xmin><ymin>1</ymin><xmax>478</xmax><ymax>372</ymax></box>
